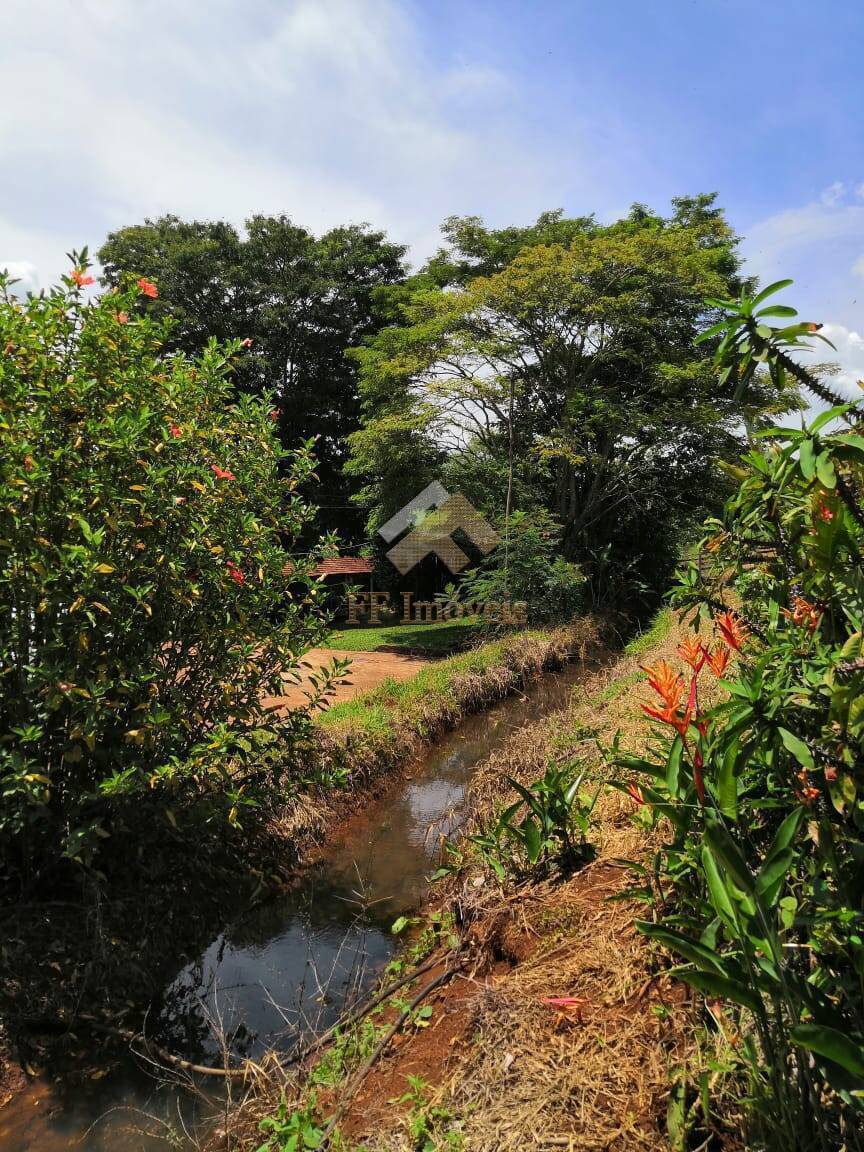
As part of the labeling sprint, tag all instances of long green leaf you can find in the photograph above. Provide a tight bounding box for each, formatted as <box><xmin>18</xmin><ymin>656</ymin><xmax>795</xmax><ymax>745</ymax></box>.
<box><xmin>704</xmin><ymin>820</ymin><xmax>755</xmax><ymax>894</ymax></box>
<box><xmin>750</xmin><ymin>279</ymin><xmax>794</xmax><ymax>308</ymax></box>
<box><xmin>676</xmin><ymin>968</ymin><xmax>763</xmax><ymax>1013</ymax></box>
<box><xmin>791</xmin><ymin>1024</ymin><xmax>864</xmax><ymax>1079</ymax></box>
<box><xmin>636</xmin><ymin>922</ymin><xmax>726</xmax><ymax>974</ymax></box>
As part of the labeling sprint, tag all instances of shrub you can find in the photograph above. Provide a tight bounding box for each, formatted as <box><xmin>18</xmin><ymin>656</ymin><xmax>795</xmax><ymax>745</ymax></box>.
<box><xmin>0</xmin><ymin>254</ymin><xmax>329</xmax><ymax>873</ymax></box>
<box><xmin>457</xmin><ymin>508</ymin><xmax>585</xmax><ymax>624</ymax></box>
<box><xmin>615</xmin><ymin>283</ymin><xmax>864</xmax><ymax>1150</ymax></box>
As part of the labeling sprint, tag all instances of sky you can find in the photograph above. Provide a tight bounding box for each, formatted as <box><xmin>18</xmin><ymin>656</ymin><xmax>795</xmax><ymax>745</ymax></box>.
<box><xmin>2</xmin><ymin>0</ymin><xmax>864</xmax><ymax>390</ymax></box>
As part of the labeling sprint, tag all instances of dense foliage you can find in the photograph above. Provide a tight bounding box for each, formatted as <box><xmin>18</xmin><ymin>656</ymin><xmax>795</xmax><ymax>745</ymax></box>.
<box><xmin>98</xmin><ymin>215</ymin><xmax>407</xmax><ymax>541</ymax></box>
<box><xmin>455</xmin><ymin>508</ymin><xmax>585</xmax><ymax>624</ymax></box>
<box><xmin>348</xmin><ymin>197</ymin><xmax>795</xmax><ymax>612</ymax></box>
<box><xmin>0</xmin><ymin>259</ymin><xmax>329</xmax><ymax>875</ymax></box>
<box><xmin>617</xmin><ymin>284</ymin><xmax>864</xmax><ymax>1149</ymax></box>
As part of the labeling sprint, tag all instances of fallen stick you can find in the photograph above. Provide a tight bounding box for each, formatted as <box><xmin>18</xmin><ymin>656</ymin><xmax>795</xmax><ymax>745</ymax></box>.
<box><xmin>279</xmin><ymin>949</ymin><xmax>455</xmax><ymax>1071</ymax></box>
<box><xmin>319</xmin><ymin>959</ymin><xmax>467</xmax><ymax>1147</ymax></box>
<box><xmin>22</xmin><ymin>1014</ymin><xmax>259</xmax><ymax>1079</ymax></box>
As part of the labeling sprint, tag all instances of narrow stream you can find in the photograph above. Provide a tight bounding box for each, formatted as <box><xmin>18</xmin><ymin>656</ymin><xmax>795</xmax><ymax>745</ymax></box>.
<box><xmin>0</xmin><ymin>664</ymin><xmax>583</xmax><ymax>1151</ymax></box>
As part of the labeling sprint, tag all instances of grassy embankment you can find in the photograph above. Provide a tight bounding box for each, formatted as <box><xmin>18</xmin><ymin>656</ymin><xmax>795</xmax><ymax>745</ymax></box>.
<box><xmin>233</xmin><ymin>609</ymin><xmax>720</xmax><ymax>1152</ymax></box>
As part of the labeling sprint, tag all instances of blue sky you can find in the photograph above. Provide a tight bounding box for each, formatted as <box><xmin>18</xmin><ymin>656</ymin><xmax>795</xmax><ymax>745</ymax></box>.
<box><xmin>2</xmin><ymin>0</ymin><xmax>863</xmax><ymax>385</ymax></box>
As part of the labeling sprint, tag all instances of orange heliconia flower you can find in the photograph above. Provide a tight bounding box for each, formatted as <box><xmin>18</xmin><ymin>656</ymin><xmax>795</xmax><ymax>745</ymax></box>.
<box><xmin>642</xmin><ymin>660</ymin><xmax>684</xmax><ymax>710</ymax></box>
<box><xmin>783</xmin><ymin>596</ymin><xmax>822</xmax><ymax>632</ymax></box>
<box><xmin>626</xmin><ymin>781</ymin><xmax>646</xmax><ymax>806</ymax></box>
<box><xmin>137</xmin><ymin>278</ymin><xmax>158</xmax><ymax>299</ymax></box>
<box><xmin>211</xmin><ymin>464</ymin><xmax>236</xmax><ymax>481</ymax></box>
<box><xmin>678</xmin><ymin>636</ymin><xmax>707</xmax><ymax>672</ymax></box>
<box><xmin>71</xmin><ymin>269</ymin><xmax>94</xmax><ymax>287</ymax></box>
<box><xmin>705</xmin><ymin>644</ymin><xmax>731</xmax><ymax>678</ymax></box>
<box><xmin>716</xmin><ymin>611</ymin><xmax>749</xmax><ymax>653</ymax></box>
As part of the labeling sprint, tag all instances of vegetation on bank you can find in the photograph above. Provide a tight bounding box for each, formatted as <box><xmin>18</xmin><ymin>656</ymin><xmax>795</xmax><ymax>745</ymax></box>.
<box><xmin>614</xmin><ymin>285</ymin><xmax>864</xmax><ymax>1150</ymax></box>
<box><xmin>0</xmin><ymin>258</ymin><xmax>343</xmax><ymax>882</ymax></box>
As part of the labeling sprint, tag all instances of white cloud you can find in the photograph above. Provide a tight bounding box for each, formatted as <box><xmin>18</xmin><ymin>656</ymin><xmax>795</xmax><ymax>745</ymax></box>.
<box><xmin>816</xmin><ymin>324</ymin><xmax>864</xmax><ymax>396</ymax></box>
<box><xmin>821</xmin><ymin>181</ymin><xmax>846</xmax><ymax>207</ymax></box>
<box><xmin>0</xmin><ymin>260</ymin><xmax>39</xmax><ymax>294</ymax></box>
<box><xmin>0</xmin><ymin>0</ymin><xmax>570</xmax><ymax>286</ymax></box>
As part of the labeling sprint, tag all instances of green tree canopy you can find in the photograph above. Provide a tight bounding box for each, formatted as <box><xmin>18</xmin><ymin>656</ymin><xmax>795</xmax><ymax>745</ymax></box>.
<box><xmin>349</xmin><ymin>196</ymin><xmax>797</xmax><ymax>608</ymax></box>
<box><xmin>98</xmin><ymin>215</ymin><xmax>407</xmax><ymax>541</ymax></box>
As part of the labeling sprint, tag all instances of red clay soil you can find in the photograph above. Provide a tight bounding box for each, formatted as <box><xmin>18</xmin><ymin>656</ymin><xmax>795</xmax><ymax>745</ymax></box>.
<box><xmin>261</xmin><ymin>647</ymin><xmax>429</xmax><ymax>712</ymax></box>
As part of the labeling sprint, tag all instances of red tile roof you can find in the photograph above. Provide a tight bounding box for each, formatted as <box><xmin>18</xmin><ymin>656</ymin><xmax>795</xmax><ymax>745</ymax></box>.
<box><xmin>314</xmin><ymin>557</ymin><xmax>374</xmax><ymax>577</ymax></box>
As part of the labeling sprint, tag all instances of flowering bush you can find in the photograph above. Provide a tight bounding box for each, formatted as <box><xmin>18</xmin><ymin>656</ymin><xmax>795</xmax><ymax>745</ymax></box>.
<box><xmin>615</xmin><ymin>283</ymin><xmax>864</xmax><ymax>1149</ymax></box>
<box><xmin>0</xmin><ymin>254</ymin><xmax>328</xmax><ymax>871</ymax></box>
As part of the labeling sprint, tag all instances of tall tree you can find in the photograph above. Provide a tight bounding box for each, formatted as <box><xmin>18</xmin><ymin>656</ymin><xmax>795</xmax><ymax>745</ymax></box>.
<box><xmin>99</xmin><ymin>215</ymin><xmax>407</xmax><ymax>541</ymax></box>
<box><xmin>349</xmin><ymin>197</ymin><xmax>797</xmax><ymax>608</ymax></box>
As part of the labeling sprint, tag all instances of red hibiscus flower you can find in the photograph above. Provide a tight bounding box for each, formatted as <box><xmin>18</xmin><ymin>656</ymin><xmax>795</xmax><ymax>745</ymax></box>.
<box><xmin>137</xmin><ymin>278</ymin><xmax>158</xmax><ymax>299</ymax></box>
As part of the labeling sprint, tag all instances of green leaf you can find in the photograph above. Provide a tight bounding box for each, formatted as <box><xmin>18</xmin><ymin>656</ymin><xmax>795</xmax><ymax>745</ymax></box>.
<box><xmin>676</xmin><ymin>968</ymin><xmax>763</xmax><ymax>1014</ymax></box>
<box><xmin>750</xmin><ymin>279</ymin><xmax>794</xmax><ymax>308</ymax></box>
<box><xmin>636</xmin><ymin>922</ymin><xmax>726</xmax><ymax>974</ymax></box>
<box><xmin>704</xmin><ymin>820</ymin><xmax>755</xmax><ymax>894</ymax></box>
<box><xmin>778</xmin><ymin>727</ymin><xmax>815</xmax><ymax>769</ymax></box>
<box><xmin>715</xmin><ymin>740</ymin><xmax>739</xmax><ymax>819</ymax></box>
<box><xmin>791</xmin><ymin>1024</ymin><xmax>864</xmax><ymax>1079</ymax></box>
<box><xmin>665</xmin><ymin>736</ymin><xmax>683</xmax><ymax>797</ymax></box>
<box><xmin>701</xmin><ymin>843</ymin><xmax>738</xmax><ymax>928</ymax></box>
<box><xmin>754</xmin><ymin>305</ymin><xmax>798</xmax><ymax>319</ymax></box>
<box><xmin>798</xmin><ymin>438</ymin><xmax>816</xmax><ymax>480</ymax></box>
<box><xmin>815</xmin><ymin>451</ymin><xmax>836</xmax><ymax>489</ymax></box>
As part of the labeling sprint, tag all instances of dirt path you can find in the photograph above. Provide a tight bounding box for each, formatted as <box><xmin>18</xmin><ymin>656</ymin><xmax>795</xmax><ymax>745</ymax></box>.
<box><xmin>262</xmin><ymin>647</ymin><xmax>430</xmax><ymax>712</ymax></box>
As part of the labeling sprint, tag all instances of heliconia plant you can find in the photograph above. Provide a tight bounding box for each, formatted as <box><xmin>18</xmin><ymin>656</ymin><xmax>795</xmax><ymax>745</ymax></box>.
<box><xmin>614</xmin><ymin>283</ymin><xmax>864</xmax><ymax>1151</ymax></box>
<box><xmin>0</xmin><ymin>252</ymin><xmax>337</xmax><ymax>876</ymax></box>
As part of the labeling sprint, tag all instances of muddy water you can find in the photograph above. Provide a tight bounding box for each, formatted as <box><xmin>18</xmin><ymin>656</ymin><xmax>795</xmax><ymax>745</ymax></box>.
<box><xmin>1</xmin><ymin>665</ymin><xmax>583</xmax><ymax>1151</ymax></box>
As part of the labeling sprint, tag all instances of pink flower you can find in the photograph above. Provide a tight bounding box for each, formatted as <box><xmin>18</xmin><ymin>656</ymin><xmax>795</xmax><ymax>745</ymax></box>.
<box><xmin>168</xmin><ymin>423</ymin><xmax>182</xmax><ymax>439</ymax></box>
<box><xmin>115</xmin><ymin>311</ymin><xmax>129</xmax><ymax>324</ymax></box>
<box><xmin>71</xmin><ymin>269</ymin><xmax>95</xmax><ymax>287</ymax></box>
<box><xmin>211</xmin><ymin>464</ymin><xmax>236</xmax><ymax>481</ymax></box>
<box><xmin>240</xmin><ymin>337</ymin><xmax>253</xmax><ymax>349</ymax></box>
<box><xmin>226</xmin><ymin>561</ymin><xmax>246</xmax><ymax>586</ymax></box>
<box><xmin>137</xmin><ymin>278</ymin><xmax>158</xmax><ymax>299</ymax></box>
<box><xmin>269</xmin><ymin>408</ymin><xmax>280</xmax><ymax>422</ymax></box>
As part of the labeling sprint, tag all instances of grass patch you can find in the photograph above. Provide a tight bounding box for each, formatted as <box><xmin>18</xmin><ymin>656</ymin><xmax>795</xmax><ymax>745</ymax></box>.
<box><xmin>323</xmin><ymin>616</ymin><xmax>480</xmax><ymax>654</ymax></box>
<box><xmin>623</xmin><ymin>607</ymin><xmax>672</xmax><ymax>658</ymax></box>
